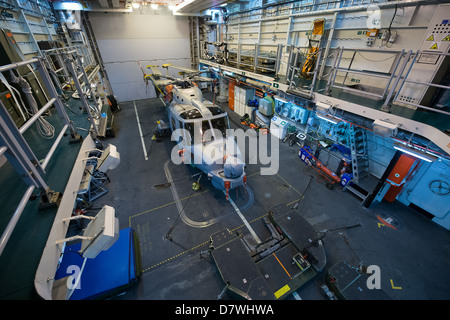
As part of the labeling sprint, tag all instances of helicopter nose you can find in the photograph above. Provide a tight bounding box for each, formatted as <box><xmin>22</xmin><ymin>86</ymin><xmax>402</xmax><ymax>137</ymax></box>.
<box><xmin>223</xmin><ymin>155</ymin><xmax>245</xmax><ymax>179</ymax></box>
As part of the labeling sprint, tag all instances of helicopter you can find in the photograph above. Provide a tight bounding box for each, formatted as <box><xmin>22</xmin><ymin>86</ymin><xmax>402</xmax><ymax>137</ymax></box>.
<box><xmin>143</xmin><ymin>64</ymin><xmax>247</xmax><ymax>201</ymax></box>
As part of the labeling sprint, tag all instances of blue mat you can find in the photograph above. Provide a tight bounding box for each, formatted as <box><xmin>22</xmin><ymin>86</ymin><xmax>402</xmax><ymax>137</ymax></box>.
<box><xmin>55</xmin><ymin>227</ymin><xmax>139</xmax><ymax>300</ymax></box>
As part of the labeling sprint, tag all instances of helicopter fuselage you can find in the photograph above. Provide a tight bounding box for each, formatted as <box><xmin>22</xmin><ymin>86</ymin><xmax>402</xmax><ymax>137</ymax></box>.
<box><xmin>166</xmin><ymin>84</ymin><xmax>246</xmax><ymax>199</ymax></box>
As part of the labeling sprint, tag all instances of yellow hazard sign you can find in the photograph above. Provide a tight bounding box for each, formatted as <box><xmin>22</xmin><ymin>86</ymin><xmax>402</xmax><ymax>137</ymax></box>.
<box><xmin>442</xmin><ymin>35</ymin><xmax>450</xmax><ymax>41</ymax></box>
<box><xmin>274</xmin><ymin>284</ymin><xmax>290</xmax><ymax>299</ymax></box>
<box><xmin>430</xmin><ymin>43</ymin><xmax>438</xmax><ymax>49</ymax></box>
<box><xmin>426</xmin><ymin>34</ymin><xmax>434</xmax><ymax>41</ymax></box>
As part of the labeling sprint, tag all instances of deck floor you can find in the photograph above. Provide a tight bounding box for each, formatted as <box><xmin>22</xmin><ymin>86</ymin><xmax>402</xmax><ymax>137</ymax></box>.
<box><xmin>1</xmin><ymin>92</ymin><xmax>449</xmax><ymax>300</ymax></box>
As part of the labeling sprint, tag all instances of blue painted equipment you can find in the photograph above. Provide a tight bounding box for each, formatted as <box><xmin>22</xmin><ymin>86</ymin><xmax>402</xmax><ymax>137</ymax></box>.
<box><xmin>340</xmin><ymin>173</ymin><xmax>353</xmax><ymax>187</ymax></box>
<box><xmin>54</xmin><ymin>227</ymin><xmax>141</xmax><ymax>300</ymax></box>
<box><xmin>299</xmin><ymin>146</ymin><xmax>314</xmax><ymax>163</ymax></box>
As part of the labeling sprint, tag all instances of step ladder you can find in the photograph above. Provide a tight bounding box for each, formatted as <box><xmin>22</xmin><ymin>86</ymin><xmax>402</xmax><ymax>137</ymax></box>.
<box><xmin>89</xmin><ymin>177</ymin><xmax>109</xmax><ymax>202</ymax></box>
<box><xmin>344</xmin><ymin>125</ymin><xmax>370</xmax><ymax>202</ymax></box>
<box><xmin>349</xmin><ymin>125</ymin><xmax>369</xmax><ymax>183</ymax></box>
<box><xmin>78</xmin><ymin>164</ymin><xmax>109</xmax><ymax>206</ymax></box>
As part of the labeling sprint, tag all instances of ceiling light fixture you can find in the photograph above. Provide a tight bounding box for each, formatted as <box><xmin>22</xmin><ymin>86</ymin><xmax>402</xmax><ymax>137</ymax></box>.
<box><xmin>393</xmin><ymin>142</ymin><xmax>438</xmax><ymax>162</ymax></box>
<box><xmin>316</xmin><ymin>113</ymin><xmax>339</xmax><ymax>125</ymax></box>
<box><xmin>132</xmin><ymin>1</ymin><xmax>140</xmax><ymax>8</ymax></box>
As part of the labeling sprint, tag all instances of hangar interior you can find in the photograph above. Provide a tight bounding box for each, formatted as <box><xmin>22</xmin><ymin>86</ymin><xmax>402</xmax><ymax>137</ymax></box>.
<box><xmin>0</xmin><ymin>0</ymin><xmax>449</xmax><ymax>301</ymax></box>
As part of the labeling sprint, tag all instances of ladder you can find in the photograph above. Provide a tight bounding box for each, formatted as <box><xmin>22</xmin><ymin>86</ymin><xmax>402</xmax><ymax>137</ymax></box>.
<box><xmin>349</xmin><ymin>125</ymin><xmax>369</xmax><ymax>183</ymax></box>
<box><xmin>189</xmin><ymin>16</ymin><xmax>200</xmax><ymax>69</ymax></box>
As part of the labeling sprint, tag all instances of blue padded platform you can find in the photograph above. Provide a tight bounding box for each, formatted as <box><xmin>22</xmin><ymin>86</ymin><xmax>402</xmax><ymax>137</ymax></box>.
<box><xmin>55</xmin><ymin>227</ymin><xmax>139</xmax><ymax>300</ymax></box>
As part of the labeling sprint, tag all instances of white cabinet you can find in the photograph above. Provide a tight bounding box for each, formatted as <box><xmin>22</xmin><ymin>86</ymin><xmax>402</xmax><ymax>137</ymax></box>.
<box><xmin>233</xmin><ymin>86</ymin><xmax>254</xmax><ymax>117</ymax></box>
<box><xmin>270</xmin><ymin>116</ymin><xmax>289</xmax><ymax>139</ymax></box>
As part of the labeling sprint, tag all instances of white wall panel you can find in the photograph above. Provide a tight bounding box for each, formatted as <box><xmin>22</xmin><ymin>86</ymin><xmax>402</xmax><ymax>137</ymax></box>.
<box><xmin>88</xmin><ymin>11</ymin><xmax>191</xmax><ymax>101</ymax></box>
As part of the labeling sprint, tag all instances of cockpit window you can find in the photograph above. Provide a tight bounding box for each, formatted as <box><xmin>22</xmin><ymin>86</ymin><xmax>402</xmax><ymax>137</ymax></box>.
<box><xmin>184</xmin><ymin>122</ymin><xmax>195</xmax><ymax>144</ymax></box>
<box><xmin>180</xmin><ymin>109</ymin><xmax>202</xmax><ymax>119</ymax></box>
<box><xmin>201</xmin><ymin>120</ymin><xmax>214</xmax><ymax>143</ymax></box>
<box><xmin>184</xmin><ymin>115</ymin><xmax>230</xmax><ymax>144</ymax></box>
<box><xmin>210</xmin><ymin>116</ymin><xmax>228</xmax><ymax>138</ymax></box>
<box><xmin>207</xmin><ymin>106</ymin><xmax>224</xmax><ymax>116</ymax></box>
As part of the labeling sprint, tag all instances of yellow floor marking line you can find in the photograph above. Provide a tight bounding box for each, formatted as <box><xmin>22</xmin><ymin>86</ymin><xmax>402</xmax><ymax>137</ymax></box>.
<box><xmin>390</xmin><ymin>279</ymin><xmax>402</xmax><ymax>290</ymax></box>
<box><xmin>285</xmin><ymin>198</ymin><xmax>302</xmax><ymax>207</ymax></box>
<box><xmin>276</xmin><ymin>173</ymin><xmax>304</xmax><ymax>199</ymax></box>
<box><xmin>129</xmin><ymin>171</ymin><xmax>261</xmax><ymax>228</ymax></box>
<box><xmin>129</xmin><ymin>190</ymin><xmax>209</xmax><ymax>227</ymax></box>
<box><xmin>141</xmin><ymin>199</ymin><xmax>299</xmax><ymax>274</ymax></box>
<box><xmin>142</xmin><ymin>241</ymin><xmax>210</xmax><ymax>273</ymax></box>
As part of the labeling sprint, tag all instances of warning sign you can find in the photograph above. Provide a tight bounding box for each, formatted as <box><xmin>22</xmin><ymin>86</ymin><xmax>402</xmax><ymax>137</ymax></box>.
<box><xmin>430</xmin><ymin>43</ymin><xmax>438</xmax><ymax>49</ymax></box>
<box><xmin>442</xmin><ymin>35</ymin><xmax>450</xmax><ymax>41</ymax></box>
<box><xmin>426</xmin><ymin>34</ymin><xmax>434</xmax><ymax>41</ymax></box>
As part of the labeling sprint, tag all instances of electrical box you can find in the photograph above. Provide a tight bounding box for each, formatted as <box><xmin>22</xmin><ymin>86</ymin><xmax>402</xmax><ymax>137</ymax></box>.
<box><xmin>289</xmin><ymin>105</ymin><xmax>310</xmax><ymax>124</ymax></box>
<box><xmin>366</xmin><ymin>29</ymin><xmax>379</xmax><ymax>45</ymax></box>
<box><xmin>258</xmin><ymin>98</ymin><xmax>273</xmax><ymax>117</ymax></box>
<box><xmin>366</xmin><ymin>37</ymin><xmax>375</xmax><ymax>46</ymax></box>
<box><xmin>270</xmin><ymin>116</ymin><xmax>289</xmax><ymax>139</ymax></box>
<box><xmin>367</xmin><ymin>29</ymin><xmax>379</xmax><ymax>37</ymax></box>
<box><xmin>396</xmin><ymin>4</ymin><xmax>450</xmax><ymax>107</ymax></box>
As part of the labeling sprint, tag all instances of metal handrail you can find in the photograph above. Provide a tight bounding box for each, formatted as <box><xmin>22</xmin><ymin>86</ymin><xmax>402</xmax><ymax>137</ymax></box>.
<box><xmin>19</xmin><ymin>98</ymin><xmax>56</xmax><ymax>134</ymax></box>
<box><xmin>0</xmin><ymin>56</ymin><xmax>80</xmax><ymax>257</ymax></box>
<box><xmin>0</xmin><ymin>185</ymin><xmax>36</xmax><ymax>257</ymax></box>
<box><xmin>391</xmin><ymin>50</ymin><xmax>450</xmax><ymax>116</ymax></box>
<box><xmin>326</xmin><ymin>46</ymin><xmax>405</xmax><ymax>100</ymax></box>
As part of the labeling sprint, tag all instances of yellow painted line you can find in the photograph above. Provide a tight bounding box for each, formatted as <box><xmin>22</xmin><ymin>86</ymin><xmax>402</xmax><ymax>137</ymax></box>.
<box><xmin>128</xmin><ymin>190</ymin><xmax>209</xmax><ymax>227</ymax></box>
<box><xmin>390</xmin><ymin>279</ymin><xmax>402</xmax><ymax>290</ymax></box>
<box><xmin>142</xmin><ymin>241</ymin><xmax>210</xmax><ymax>273</ymax></box>
<box><xmin>129</xmin><ymin>171</ymin><xmax>261</xmax><ymax>227</ymax></box>
<box><xmin>274</xmin><ymin>284</ymin><xmax>290</xmax><ymax>299</ymax></box>
<box><xmin>276</xmin><ymin>173</ymin><xmax>304</xmax><ymax>198</ymax></box>
<box><xmin>136</xmin><ymin>172</ymin><xmax>303</xmax><ymax>274</ymax></box>
<box><xmin>285</xmin><ymin>198</ymin><xmax>302</xmax><ymax>207</ymax></box>
<box><xmin>246</xmin><ymin>171</ymin><xmax>260</xmax><ymax>178</ymax></box>
<box><xmin>141</xmin><ymin>197</ymin><xmax>300</xmax><ymax>273</ymax></box>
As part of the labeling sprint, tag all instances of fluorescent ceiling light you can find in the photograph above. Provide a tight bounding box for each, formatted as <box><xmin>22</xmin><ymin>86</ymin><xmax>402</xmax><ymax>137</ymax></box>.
<box><xmin>132</xmin><ymin>2</ymin><xmax>140</xmax><ymax>8</ymax></box>
<box><xmin>393</xmin><ymin>142</ymin><xmax>437</xmax><ymax>162</ymax></box>
<box><xmin>273</xmin><ymin>96</ymin><xmax>289</xmax><ymax>103</ymax></box>
<box><xmin>53</xmin><ymin>1</ymin><xmax>83</xmax><ymax>10</ymax></box>
<box><xmin>316</xmin><ymin>113</ymin><xmax>338</xmax><ymax>125</ymax></box>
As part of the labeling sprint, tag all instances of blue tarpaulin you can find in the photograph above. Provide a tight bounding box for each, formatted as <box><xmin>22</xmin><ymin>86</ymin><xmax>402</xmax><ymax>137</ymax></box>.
<box><xmin>55</xmin><ymin>227</ymin><xmax>139</xmax><ymax>300</ymax></box>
